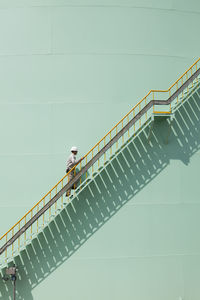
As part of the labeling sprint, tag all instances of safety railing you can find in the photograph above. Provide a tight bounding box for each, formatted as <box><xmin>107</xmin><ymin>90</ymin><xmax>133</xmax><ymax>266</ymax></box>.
<box><xmin>0</xmin><ymin>57</ymin><xmax>200</xmax><ymax>267</ymax></box>
<box><xmin>152</xmin><ymin>58</ymin><xmax>200</xmax><ymax>113</ymax></box>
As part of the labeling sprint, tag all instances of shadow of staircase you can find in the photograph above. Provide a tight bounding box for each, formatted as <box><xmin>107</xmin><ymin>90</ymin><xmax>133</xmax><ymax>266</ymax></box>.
<box><xmin>1</xmin><ymin>87</ymin><xmax>200</xmax><ymax>299</ymax></box>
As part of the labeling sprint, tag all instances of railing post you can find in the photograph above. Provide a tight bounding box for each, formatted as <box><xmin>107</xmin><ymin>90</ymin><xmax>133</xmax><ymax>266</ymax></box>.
<box><xmin>31</xmin><ymin>210</ymin><xmax>33</xmax><ymax>239</ymax></box>
<box><xmin>176</xmin><ymin>82</ymin><xmax>178</xmax><ymax>104</ymax></box>
<box><xmin>5</xmin><ymin>234</ymin><xmax>7</xmax><ymax>262</ymax></box>
<box><xmin>110</xmin><ymin>132</ymin><xmax>112</xmax><ymax>156</ymax></box>
<box><xmin>12</xmin><ymin>228</ymin><xmax>14</xmax><ymax>256</ymax></box>
<box><xmin>139</xmin><ymin>103</ymin><xmax>141</xmax><ymax>128</ymax></box>
<box><xmin>43</xmin><ymin>198</ymin><xmax>45</xmax><ymax>226</ymax></box>
<box><xmin>74</xmin><ymin>168</ymin><xmax>76</xmax><ymax>195</ymax></box>
<box><xmin>97</xmin><ymin>143</ymin><xmax>100</xmax><ymax>169</ymax></box>
<box><xmin>116</xmin><ymin>127</ymin><xmax>118</xmax><ymax>150</ymax></box>
<box><xmin>55</xmin><ymin>186</ymin><xmax>57</xmax><ymax>212</ymax></box>
<box><xmin>145</xmin><ymin>97</ymin><xmax>147</xmax><ymax>120</ymax></box>
<box><xmin>104</xmin><ymin>138</ymin><xmax>106</xmax><ymax>162</ymax></box>
<box><xmin>61</xmin><ymin>181</ymin><xmax>63</xmax><ymax>208</ymax></box>
<box><xmin>153</xmin><ymin>92</ymin><xmax>155</xmax><ymax>113</ymax></box>
<box><xmin>37</xmin><ymin>205</ymin><xmax>39</xmax><ymax>233</ymax></box>
<box><xmin>181</xmin><ymin>77</ymin><xmax>184</xmax><ymax>102</ymax></box>
<box><xmin>80</xmin><ymin>161</ymin><xmax>82</xmax><ymax>189</ymax></box>
<box><xmin>196</xmin><ymin>63</ymin><xmax>198</xmax><ymax>84</ymax></box>
<box><xmin>86</xmin><ymin>156</ymin><xmax>88</xmax><ymax>183</ymax></box>
<box><xmin>122</xmin><ymin>120</ymin><xmax>124</xmax><ymax>144</ymax></box>
<box><xmin>49</xmin><ymin>192</ymin><xmax>51</xmax><ymax>221</ymax></box>
<box><xmin>191</xmin><ymin>68</ymin><xmax>193</xmax><ymax>88</ymax></box>
<box><xmin>18</xmin><ymin>223</ymin><xmax>20</xmax><ymax>251</ymax></box>
<box><xmin>127</xmin><ymin>115</ymin><xmax>130</xmax><ymax>138</ymax></box>
<box><xmin>92</xmin><ymin>150</ymin><xmax>94</xmax><ymax>175</ymax></box>
<box><xmin>24</xmin><ymin>216</ymin><xmax>26</xmax><ymax>245</ymax></box>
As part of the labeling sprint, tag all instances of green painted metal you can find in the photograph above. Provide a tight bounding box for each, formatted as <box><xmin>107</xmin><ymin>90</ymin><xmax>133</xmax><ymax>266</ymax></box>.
<box><xmin>1</xmin><ymin>67</ymin><xmax>199</xmax><ymax>264</ymax></box>
<box><xmin>1</xmin><ymin>87</ymin><xmax>200</xmax><ymax>299</ymax></box>
<box><xmin>1</xmin><ymin>1</ymin><xmax>200</xmax><ymax>299</ymax></box>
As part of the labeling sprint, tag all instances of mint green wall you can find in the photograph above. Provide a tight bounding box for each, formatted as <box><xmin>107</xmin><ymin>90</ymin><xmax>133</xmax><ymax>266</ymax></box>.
<box><xmin>0</xmin><ymin>1</ymin><xmax>200</xmax><ymax>299</ymax></box>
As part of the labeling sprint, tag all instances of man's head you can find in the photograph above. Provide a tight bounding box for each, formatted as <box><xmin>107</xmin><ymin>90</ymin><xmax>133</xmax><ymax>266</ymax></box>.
<box><xmin>71</xmin><ymin>146</ymin><xmax>78</xmax><ymax>155</ymax></box>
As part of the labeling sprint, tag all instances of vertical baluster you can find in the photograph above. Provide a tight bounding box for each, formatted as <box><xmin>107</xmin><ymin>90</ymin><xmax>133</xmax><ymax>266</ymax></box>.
<box><xmin>191</xmin><ymin>68</ymin><xmax>193</xmax><ymax>88</ymax></box>
<box><xmin>55</xmin><ymin>185</ymin><xmax>57</xmax><ymax>213</ymax></box>
<box><xmin>139</xmin><ymin>104</ymin><xmax>141</xmax><ymax>128</ymax></box>
<box><xmin>43</xmin><ymin>198</ymin><xmax>45</xmax><ymax>226</ymax></box>
<box><xmin>122</xmin><ymin>120</ymin><xmax>124</xmax><ymax>144</ymax></box>
<box><xmin>169</xmin><ymin>89</ymin><xmax>171</xmax><ymax>113</ymax></box>
<box><xmin>31</xmin><ymin>210</ymin><xmax>33</xmax><ymax>239</ymax></box>
<box><xmin>18</xmin><ymin>222</ymin><xmax>20</xmax><ymax>252</ymax></box>
<box><xmin>86</xmin><ymin>156</ymin><xmax>88</xmax><ymax>183</ymax></box>
<box><xmin>116</xmin><ymin>127</ymin><xmax>118</xmax><ymax>150</ymax></box>
<box><xmin>74</xmin><ymin>168</ymin><xmax>76</xmax><ymax>196</ymax></box>
<box><xmin>196</xmin><ymin>63</ymin><xmax>198</xmax><ymax>84</ymax></box>
<box><xmin>127</xmin><ymin>115</ymin><xmax>130</xmax><ymax>138</ymax></box>
<box><xmin>153</xmin><ymin>92</ymin><xmax>155</xmax><ymax>113</ymax></box>
<box><xmin>24</xmin><ymin>216</ymin><xmax>26</xmax><ymax>245</ymax></box>
<box><xmin>67</xmin><ymin>170</ymin><xmax>70</xmax><ymax>199</ymax></box>
<box><xmin>61</xmin><ymin>180</ymin><xmax>63</xmax><ymax>208</ymax></box>
<box><xmin>186</xmin><ymin>72</ymin><xmax>189</xmax><ymax>94</ymax></box>
<box><xmin>12</xmin><ymin>228</ymin><xmax>14</xmax><ymax>256</ymax></box>
<box><xmin>98</xmin><ymin>143</ymin><xmax>100</xmax><ymax>169</ymax></box>
<box><xmin>5</xmin><ymin>234</ymin><xmax>7</xmax><ymax>262</ymax></box>
<box><xmin>37</xmin><ymin>205</ymin><xmax>39</xmax><ymax>233</ymax></box>
<box><xmin>145</xmin><ymin>97</ymin><xmax>147</xmax><ymax>120</ymax></box>
<box><xmin>104</xmin><ymin>138</ymin><xmax>106</xmax><ymax>162</ymax></box>
<box><xmin>182</xmin><ymin>77</ymin><xmax>184</xmax><ymax>102</ymax></box>
<box><xmin>80</xmin><ymin>161</ymin><xmax>82</xmax><ymax>189</ymax></box>
<box><xmin>133</xmin><ymin>110</ymin><xmax>135</xmax><ymax>135</ymax></box>
<box><xmin>92</xmin><ymin>150</ymin><xmax>94</xmax><ymax>175</ymax></box>
<box><xmin>49</xmin><ymin>192</ymin><xmax>51</xmax><ymax>220</ymax></box>
<box><xmin>176</xmin><ymin>82</ymin><xmax>178</xmax><ymax>104</ymax></box>
<box><xmin>110</xmin><ymin>132</ymin><xmax>112</xmax><ymax>156</ymax></box>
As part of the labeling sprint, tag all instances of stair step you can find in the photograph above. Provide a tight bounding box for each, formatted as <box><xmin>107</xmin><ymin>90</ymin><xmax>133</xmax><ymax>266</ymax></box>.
<box><xmin>109</xmin><ymin>154</ymin><xmax>115</xmax><ymax>160</ymax></box>
<box><xmin>92</xmin><ymin>171</ymin><xmax>99</xmax><ymax>177</ymax></box>
<box><xmin>98</xmin><ymin>166</ymin><xmax>103</xmax><ymax>171</ymax></box>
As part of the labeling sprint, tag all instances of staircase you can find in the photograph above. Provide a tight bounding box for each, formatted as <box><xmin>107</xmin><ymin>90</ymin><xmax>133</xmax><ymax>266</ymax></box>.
<box><xmin>0</xmin><ymin>58</ymin><xmax>200</xmax><ymax>272</ymax></box>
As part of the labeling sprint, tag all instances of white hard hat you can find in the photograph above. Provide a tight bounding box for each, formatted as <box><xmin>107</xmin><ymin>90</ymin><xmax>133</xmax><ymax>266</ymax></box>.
<box><xmin>71</xmin><ymin>146</ymin><xmax>78</xmax><ymax>152</ymax></box>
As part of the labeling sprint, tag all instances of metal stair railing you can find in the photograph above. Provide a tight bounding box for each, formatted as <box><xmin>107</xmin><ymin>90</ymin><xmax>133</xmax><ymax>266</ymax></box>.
<box><xmin>0</xmin><ymin>57</ymin><xmax>200</xmax><ymax>266</ymax></box>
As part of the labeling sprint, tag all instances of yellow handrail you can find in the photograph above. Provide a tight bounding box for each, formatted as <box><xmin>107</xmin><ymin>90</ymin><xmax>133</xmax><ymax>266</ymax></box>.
<box><xmin>0</xmin><ymin>57</ymin><xmax>199</xmax><ymax>244</ymax></box>
<box><xmin>83</xmin><ymin>59</ymin><xmax>200</xmax><ymax>158</ymax></box>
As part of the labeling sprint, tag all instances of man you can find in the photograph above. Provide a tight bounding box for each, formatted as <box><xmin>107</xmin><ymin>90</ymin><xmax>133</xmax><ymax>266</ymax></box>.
<box><xmin>66</xmin><ymin>146</ymin><xmax>83</xmax><ymax>197</ymax></box>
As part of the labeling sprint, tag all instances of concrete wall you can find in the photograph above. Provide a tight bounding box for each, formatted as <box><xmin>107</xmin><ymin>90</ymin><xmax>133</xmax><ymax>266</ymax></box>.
<box><xmin>0</xmin><ymin>0</ymin><xmax>200</xmax><ymax>299</ymax></box>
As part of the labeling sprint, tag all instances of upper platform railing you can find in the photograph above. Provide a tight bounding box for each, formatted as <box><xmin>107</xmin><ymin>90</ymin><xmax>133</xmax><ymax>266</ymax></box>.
<box><xmin>0</xmin><ymin>57</ymin><xmax>200</xmax><ymax>266</ymax></box>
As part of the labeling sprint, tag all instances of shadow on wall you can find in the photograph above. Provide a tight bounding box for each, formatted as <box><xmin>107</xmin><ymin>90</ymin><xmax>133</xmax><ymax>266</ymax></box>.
<box><xmin>1</xmin><ymin>87</ymin><xmax>200</xmax><ymax>299</ymax></box>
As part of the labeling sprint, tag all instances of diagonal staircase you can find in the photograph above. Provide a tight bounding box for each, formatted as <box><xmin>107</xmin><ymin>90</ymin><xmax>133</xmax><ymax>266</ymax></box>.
<box><xmin>0</xmin><ymin>57</ymin><xmax>200</xmax><ymax>272</ymax></box>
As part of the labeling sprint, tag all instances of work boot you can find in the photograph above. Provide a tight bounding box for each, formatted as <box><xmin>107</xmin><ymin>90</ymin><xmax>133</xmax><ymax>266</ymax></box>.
<box><xmin>66</xmin><ymin>190</ymin><xmax>71</xmax><ymax>197</ymax></box>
